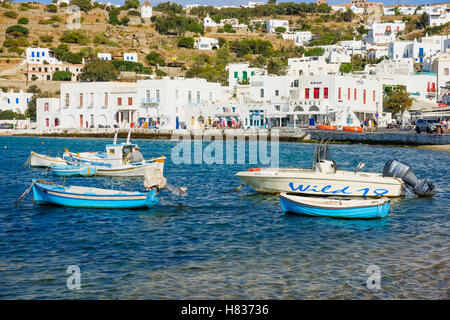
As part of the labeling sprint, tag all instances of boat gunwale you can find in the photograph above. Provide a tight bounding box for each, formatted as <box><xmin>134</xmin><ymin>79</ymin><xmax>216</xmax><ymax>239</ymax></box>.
<box><xmin>34</xmin><ymin>182</ymin><xmax>147</xmax><ymax>199</ymax></box>
<box><xmin>280</xmin><ymin>193</ymin><xmax>389</xmax><ymax>210</ymax></box>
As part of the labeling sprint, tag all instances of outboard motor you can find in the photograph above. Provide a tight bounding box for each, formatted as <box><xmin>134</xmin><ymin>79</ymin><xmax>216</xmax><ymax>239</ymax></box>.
<box><xmin>383</xmin><ymin>159</ymin><xmax>434</xmax><ymax>196</ymax></box>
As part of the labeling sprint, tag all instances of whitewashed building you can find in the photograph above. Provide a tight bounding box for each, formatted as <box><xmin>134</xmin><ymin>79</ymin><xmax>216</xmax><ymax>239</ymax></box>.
<box><xmin>37</xmin><ymin>78</ymin><xmax>229</xmax><ymax>130</ymax></box>
<box><xmin>0</xmin><ymin>90</ymin><xmax>33</xmax><ymax>114</ymax></box>
<box><xmin>266</xmin><ymin>19</ymin><xmax>289</xmax><ymax>33</ymax></box>
<box><xmin>26</xmin><ymin>48</ymin><xmax>61</xmax><ymax>65</ymax></box>
<box><xmin>287</xmin><ymin>56</ymin><xmax>340</xmax><ymax>77</ymax></box>
<box><xmin>124</xmin><ymin>52</ymin><xmax>138</xmax><ymax>62</ymax></box>
<box><xmin>97</xmin><ymin>53</ymin><xmax>112</xmax><ymax>61</ymax></box>
<box><xmin>365</xmin><ymin>21</ymin><xmax>405</xmax><ymax>44</ymax></box>
<box><xmin>139</xmin><ymin>1</ymin><xmax>153</xmax><ymax>19</ymax></box>
<box><xmin>226</xmin><ymin>63</ymin><xmax>266</xmax><ymax>88</ymax></box>
<box><xmin>294</xmin><ymin>31</ymin><xmax>313</xmax><ymax>46</ymax></box>
<box><xmin>427</xmin><ymin>6</ymin><xmax>450</xmax><ymax>26</ymax></box>
<box><xmin>194</xmin><ymin>37</ymin><xmax>220</xmax><ymax>51</ymax></box>
<box><xmin>203</xmin><ymin>15</ymin><xmax>218</xmax><ymax>27</ymax></box>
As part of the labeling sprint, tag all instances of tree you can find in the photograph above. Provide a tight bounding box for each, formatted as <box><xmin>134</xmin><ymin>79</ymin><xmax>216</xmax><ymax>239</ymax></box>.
<box><xmin>145</xmin><ymin>51</ymin><xmax>166</xmax><ymax>66</ymax></box>
<box><xmin>6</xmin><ymin>25</ymin><xmax>29</xmax><ymax>37</ymax></box>
<box><xmin>178</xmin><ymin>36</ymin><xmax>195</xmax><ymax>48</ymax></box>
<box><xmin>52</xmin><ymin>70</ymin><xmax>72</xmax><ymax>81</ymax></box>
<box><xmin>342</xmin><ymin>8</ymin><xmax>355</xmax><ymax>22</ymax></box>
<box><xmin>4</xmin><ymin>11</ymin><xmax>18</xmax><ymax>19</ymax></box>
<box><xmin>339</xmin><ymin>63</ymin><xmax>352</xmax><ymax>73</ymax></box>
<box><xmin>80</xmin><ymin>57</ymin><xmax>119</xmax><ymax>82</ymax></box>
<box><xmin>69</xmin><ymin>0</ymin><xmax>92</xmax><ymax>12</ymax></box>
<box><xmin>275</xmin><ymin>26</ymin><xmax>286</xmax><ymax>34</ymax></box>
<box><xmin>416</xmin><ymin>12</ymin><xmax>428</xmax><ymax>29</ymax></box>
<box><xmin>383</xmin><ymin>85</ymin><xmax>413</xmax><ymax>115</ymax></box>
<box><xmin>267</xmin><ymin>58</ymin><xmax>287</xmax><ymax>75</ymax></box>
<box><xmin>17</xmin><ymin>17</ymin><xmax>29</xmax><ymax>25</ymax></box>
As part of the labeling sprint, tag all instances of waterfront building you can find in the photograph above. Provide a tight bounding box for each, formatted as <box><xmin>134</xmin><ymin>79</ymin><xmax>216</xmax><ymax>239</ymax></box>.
<box><xmin>139</xmin><ymin>1</ymin><xmax>153</xmax><ymax>19</ymax></box>
<box><xmin>429</xmin><ymin>50</ymin><xmax>450</xmax><ymax>98</ymax></box>
<box><xmin>0</xmin><ymin>90</ymin><xmax>33</xmax><ymax>114</ymax></box>
<box><xmin>194</xmin><ymin>37</ymin><xmax>220</xmax><ymax>51</ymax></box>
<box><xmin>36</xmin><ymin>78</ymin><xmax>228</xmax><ymax>130</ymax></box>
<box><xmin>26</xmin><ymin>48</ymin><xmax>61</xmax><ymax>65</ymax></box>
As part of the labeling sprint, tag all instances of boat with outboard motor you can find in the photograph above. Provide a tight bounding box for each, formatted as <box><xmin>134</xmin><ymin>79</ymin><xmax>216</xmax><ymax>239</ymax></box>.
<box><xmin>235</xmin><ymin>134</ymin><xmax>434</xmax><ymax>198</ymax></box>
<box><xmin>32</xmin><ymin>180</ymin><xmax>159</xmax><ymax>209</ymax></box>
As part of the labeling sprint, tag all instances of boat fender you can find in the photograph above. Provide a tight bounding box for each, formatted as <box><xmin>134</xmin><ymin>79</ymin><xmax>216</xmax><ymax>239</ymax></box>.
<box><xmin>248</xmin><ymin>168</ymin><xmax>261</xmax><ymax>172</ymax></box>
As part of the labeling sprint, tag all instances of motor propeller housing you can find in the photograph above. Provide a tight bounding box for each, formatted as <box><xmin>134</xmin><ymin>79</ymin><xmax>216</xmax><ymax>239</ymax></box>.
<box><xmin>383</xmin><ymin>159</ymin><xmax>435</xmax><ymax>196</ymax></box>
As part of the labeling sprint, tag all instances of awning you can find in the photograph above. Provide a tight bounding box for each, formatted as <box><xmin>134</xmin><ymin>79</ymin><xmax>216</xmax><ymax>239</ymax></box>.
<box><xmin>410</xmin><ymin>100</ymin><xmax>439</xmax><ymax>112</ymax></box>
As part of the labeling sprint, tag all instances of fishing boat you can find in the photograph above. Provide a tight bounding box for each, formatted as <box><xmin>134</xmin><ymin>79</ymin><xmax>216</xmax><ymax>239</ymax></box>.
<box><xmin>279</xmin><ymin>193</ymin><xmax>390</xmax><ymax>219</ymax></box>
<box><xmin>235</xmin><ymin>134</ymin><xmax>434</xmax><ymax>197</ymax></box>
<box><xmin>50</xmin><ymin>164</ymin><xmax>97</xmax><ymax>177</ymax></box>
<box><xmin>62</xmin><ymin>130</ymin><xmax>165</xmax><ymax>177</ymax></box>
<box><xmin>65</xmin><ymin>155</ymin><xmax>165</xmax><ymax>177</ymax></box>
<box><xmin>63</xmin><ymin>130</ymin><xmax>143</xmax><ymax>166</ymax></box>
<box><xmin>31</xmin><ymin>180</ymin><xmax>159</xmax><ymax>209</ymax></box>
<box><xmin>28</xmin><ymin>151</ymin><xmax>66</xmax><ymax>168</ymax></box>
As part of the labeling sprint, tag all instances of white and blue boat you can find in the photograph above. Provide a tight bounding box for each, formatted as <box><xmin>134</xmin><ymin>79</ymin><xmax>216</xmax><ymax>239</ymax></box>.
<box><xmin>50</xmin><ymin>164</ymin><xmax>97</xmax><ymax>177</ymax></box>
<box><xmin>32</xmin><ymin>180</ymin><xmax>159</xmax><ymax>209</ymax></box>
<box><xmin>280</xmin><ymin>193</ymin><xmax>390</xmax><ymax>219</ymax></box>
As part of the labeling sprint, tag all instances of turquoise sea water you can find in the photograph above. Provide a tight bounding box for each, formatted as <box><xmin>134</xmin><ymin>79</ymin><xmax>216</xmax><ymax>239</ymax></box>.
<box><xmin>0</xmin><ymin>136</ymin><xmax>448</xmax><ymax>299</ymax></box>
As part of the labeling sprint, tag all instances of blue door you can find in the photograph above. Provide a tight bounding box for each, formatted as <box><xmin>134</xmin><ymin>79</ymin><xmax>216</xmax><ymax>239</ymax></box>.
<box><xmin>176</xmin><ymin>116</ymin><xmax>179</xmax><ymax>129</ymax></box>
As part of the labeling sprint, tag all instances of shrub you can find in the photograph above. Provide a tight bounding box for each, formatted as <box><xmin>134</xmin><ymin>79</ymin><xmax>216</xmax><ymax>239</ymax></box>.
<box><xmin>4</xmin><ymin>11</ymin><xmax>18</xmax><ymax>19</ymax></box>
<box><xmin>112</xmin><ymin>60</ymin><xmax>144</xmax><ymax>73</ymax></box>
<box><xmin>178</xmin><ymin>37</ymin><xmax>195</xmax><ymax>48</ymax></box>
<box><xmin>145</xmin><ymin>52</ymin><xmax>166</xmax><ymax>66</ymax></box>
<box><xmin>155</xmin><ymin>69</ymin><xmax>167</xmax><ymax>77</ymax></box>
<box><xmin>39</xmin><ymin>35</ymin><xmax>54</xmax><ymax>43</ymax></box>
<box><xmin>127</xmin><ymin>10</ymin><xmax>140</xmax><ymax>16</ymax></box>
<box><xmin>46</xmin><ymin>4</ymin><xmax>57</xmax><ymax>12</ymax></box>
<box><xmin>52</xmin><ymin>71</ymin><xmax>72</xmax><ymax>81</ymax></box>
<box><xmin>17</xmin><ymin>17</ymin><xmax>29</xmax><ymax>25</ymax></box>
<box><xmin>275</xmin><ymin>27</ymin><xmax>286</xmax><ymax>33</ymax></box>
<box><xmin>60</xmin><ymin>30</ymin><xmax>90</xmax><ymax>44</ymax></box>
<box><xmin>6</xmin><ymin>25</ymin><xmax>29</xmax><ymax>37</ymax></box>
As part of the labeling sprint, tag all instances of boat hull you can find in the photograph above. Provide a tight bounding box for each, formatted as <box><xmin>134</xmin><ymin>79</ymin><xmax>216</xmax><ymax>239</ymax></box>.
<box><xmin>236</xmin><ymin>168</ymin><xmax>404</xmax><ymax>197</ymax></box>
<box><xmin>32</xmin><ymin>182</ymin><xmax>159</xmax><ymax>209</ymax></box>
<box><xmin>280</xmin><ymin>194</ymin><xmax>390</xmax><ymax>219</ymax></box>
<box><xmin>30</xmin><ymin>152</ymin><xmax>66</xmax><ymax>168</ymax></box>
<box><xmin>51</xmin><ymin>164</ymin><xmax>97</xmax><ymax>177</ymax></box>
<box><xmin>95</xmin><ymin>161</ymin><xmax>164</xmax><ymax>177</ymax></box>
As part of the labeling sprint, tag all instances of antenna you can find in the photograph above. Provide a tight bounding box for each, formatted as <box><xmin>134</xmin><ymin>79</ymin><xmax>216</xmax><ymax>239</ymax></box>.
<box><xmin>113</xmin><ymin>130</ymin><xmax>118</xmax><ymax>145</ymax></box>
<box><xmin>126</xmin><ymin>129</ymin><xmax>131</xmax><ymax>144</ymax></box>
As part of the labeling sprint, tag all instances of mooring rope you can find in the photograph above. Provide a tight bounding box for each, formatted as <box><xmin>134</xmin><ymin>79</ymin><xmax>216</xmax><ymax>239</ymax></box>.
<box><xmin>226</xmin><ymin>183</ymin><xmax>246</xmax><ymax>194</ymax></box>
<box><xmin>231</xmin><ymin>194</ymin><xmax>280</xmax><ymax>215</ymax></box>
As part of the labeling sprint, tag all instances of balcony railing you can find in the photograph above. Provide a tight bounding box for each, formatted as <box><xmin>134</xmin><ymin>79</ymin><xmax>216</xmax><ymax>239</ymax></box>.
<box><xmin>141</xmin><ymin>97</ymin><xmax>160</xmax><ymax>105</ymax></box>
<box><xmin>188</xmin><ymin>99</ymin><xmax>205</xmax><ymax>105</ymax></box>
